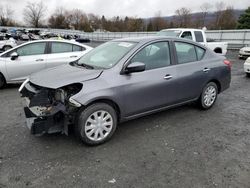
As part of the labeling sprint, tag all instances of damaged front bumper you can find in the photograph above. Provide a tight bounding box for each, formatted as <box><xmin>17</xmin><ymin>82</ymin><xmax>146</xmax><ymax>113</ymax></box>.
<box><xmin>19</xmin><ymin>80</ymin><xmax>80</xmax><ymax>136</ymax></box>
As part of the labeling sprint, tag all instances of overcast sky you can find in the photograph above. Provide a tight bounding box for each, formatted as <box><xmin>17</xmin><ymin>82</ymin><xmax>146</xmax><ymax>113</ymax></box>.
<box><xmin>1</xmin><ymin>0</ymin><xmax>249</xmax><ymax>23</ymax></box>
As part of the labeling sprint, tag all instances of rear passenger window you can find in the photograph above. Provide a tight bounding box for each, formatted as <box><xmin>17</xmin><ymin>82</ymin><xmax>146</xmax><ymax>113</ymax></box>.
<box><xmin>194</xmin><ymin>31</ymin><xmax>204</xmax><ymax>42</ymax></box>
<box><xmin>51</xmin><ymin>42</ymin><xmax>72</xmax><ymax>53</ymax></box>
<box><xmin>196</xmin><ymin>46</ymin><xmax>205</xmax><ymax>60</ymax></box>
<box><xmin>73</xmin><ymin>45</ymin><xmax>84</xmax><ymax>52</ymax></box>
<box><xmin>175</xmin><ymin>42</ymin><xmax>197</xmax><ymax>64</ymax></box>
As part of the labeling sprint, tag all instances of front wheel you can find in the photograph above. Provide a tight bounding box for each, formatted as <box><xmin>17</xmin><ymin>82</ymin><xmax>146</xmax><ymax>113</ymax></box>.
<box><xmin>199</xmin><ymin>82</ymin><xmax>218</xmax><ymax>110</ymax></box>
<box><xmin>246</xmin><ymin>73</ymin><xmax>250</xmax><ymax>78</ymax></box>
<box><xmin>75</xmin><ymin>103</ymin><xmax>117</xmax><ymax>145</ymax></box>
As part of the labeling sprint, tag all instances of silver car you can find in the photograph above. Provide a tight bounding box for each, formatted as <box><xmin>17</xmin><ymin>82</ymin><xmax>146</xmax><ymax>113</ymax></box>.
<box><xmin>19</xmin><ymin>37</ymin><xmax>231</xmax><ymax>145</ymax></box>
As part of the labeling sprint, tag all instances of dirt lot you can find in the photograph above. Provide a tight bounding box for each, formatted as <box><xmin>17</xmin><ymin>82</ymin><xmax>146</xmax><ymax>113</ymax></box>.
<box><xmin>0</xmin><ymin>49</ymin><xmax>250</xmax><ymax>188</ymax></box>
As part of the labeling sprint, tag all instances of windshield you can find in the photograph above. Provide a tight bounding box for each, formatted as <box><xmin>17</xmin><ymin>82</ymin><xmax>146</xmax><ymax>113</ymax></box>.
<box><xmin>157</xmin><ymin>30</ymin><xmax>181</xmax><ymax>37</ymax></box>
<box><xmin>77</xmin><ymin>41</ymin><xmax>137</xmax><ymax>69</ymax></box>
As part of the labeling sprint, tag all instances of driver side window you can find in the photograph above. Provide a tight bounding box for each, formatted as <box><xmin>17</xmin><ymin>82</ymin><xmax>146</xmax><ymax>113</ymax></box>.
<box><xmin>130</xmin><ymin>42</ymin><xmax>171</xmax><ymax>70</ymax></box>
<box><xmin>16</xmin><ymin>42</ymin><xmax>46</xmax><ymax>56</ymax></box>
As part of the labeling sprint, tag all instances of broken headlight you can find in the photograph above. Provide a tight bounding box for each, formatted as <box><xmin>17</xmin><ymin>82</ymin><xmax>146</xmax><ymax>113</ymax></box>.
<box><xmin>54</xmin><ymin>89</ymin><xmax>66</xmax><ymax>103</ymax></box>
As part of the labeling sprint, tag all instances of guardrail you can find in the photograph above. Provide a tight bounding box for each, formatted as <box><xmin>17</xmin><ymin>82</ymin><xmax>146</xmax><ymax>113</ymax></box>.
<box><xmin>1</xmin><ymin>26</ymin><xmax>250</xmax><ymax>49</ymax></box>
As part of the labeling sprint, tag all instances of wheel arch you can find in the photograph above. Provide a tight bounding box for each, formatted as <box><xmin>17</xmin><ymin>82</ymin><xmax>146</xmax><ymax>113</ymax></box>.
<box><xmin>214</xmin><ymin>47</ymin><xmax>222</xmax><ymax>54</ymax></box>
<box><xmin>207</xmin><ymin>79</ymin><xmax>221</xmax><ymax>93</ymax></box>
<box><xmin>83</xmin><ymin>98</ymin><xmax>121</xmax><ymax>122</ymax></box>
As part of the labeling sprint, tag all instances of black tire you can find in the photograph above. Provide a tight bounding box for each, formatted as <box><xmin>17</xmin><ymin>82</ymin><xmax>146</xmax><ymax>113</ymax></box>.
<box><xmin>3</xmin><ymin>45</ymin><xmax>12</xmax><ymax>51</ymax></box>
<box><xmin>0</xmin><ymin>73</ymin><xmax>6</xmax><ymax>89</ymax></box>
<box><xmin>246</xmin><ymin>73</ymin><xmax>250</xmax><ymax>78</ymax></box>
<box><xmin>198</xmin><ymin>82</ymin><xmax>218</xmax><ymax>110</ymax></box>
<box><xmin>75</xmin><ymin>103</ymin><xmax>117</xmax><ymax>145</ymax></box>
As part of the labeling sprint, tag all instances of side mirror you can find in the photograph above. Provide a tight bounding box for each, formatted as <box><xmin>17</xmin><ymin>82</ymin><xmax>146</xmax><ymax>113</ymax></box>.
<box><xmin>125</xmin><ymin>62</ymin><xmax>145</xmax><ymax>74</ymax></box>
<box><xmin>10</xmin><ymin>52</ymin><xmax>19</xmax><ymax>60</ymax></box>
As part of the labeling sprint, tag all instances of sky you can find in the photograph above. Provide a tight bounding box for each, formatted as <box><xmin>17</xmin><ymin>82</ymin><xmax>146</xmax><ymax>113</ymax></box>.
<box><xmin>1</xmin><ymin>0</ymin><xmax>249</xmax><ymax>23</ymax></box>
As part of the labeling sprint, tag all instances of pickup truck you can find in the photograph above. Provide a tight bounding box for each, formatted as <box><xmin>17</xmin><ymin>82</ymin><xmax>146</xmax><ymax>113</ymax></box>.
<box><xmin>157</xmin><ymin>28</ymin><xmax>228</xmax><ymax>55</ymax></box>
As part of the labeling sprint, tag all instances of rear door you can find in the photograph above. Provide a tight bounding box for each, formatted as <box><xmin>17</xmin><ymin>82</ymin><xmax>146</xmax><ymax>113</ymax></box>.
<box><xmin>5</xmin><ymin>42</ymin><xmax>47</xmax><ymax>82</ymax></box>
<box><xmin>46</xmin><ymin>42</ymin><xmax>85</xmax><ymax>68</ymax></box>
<box><xmin>172</xmin><ymin>41</ymin><xmax>210</xmax><ymax>101</ymax></box>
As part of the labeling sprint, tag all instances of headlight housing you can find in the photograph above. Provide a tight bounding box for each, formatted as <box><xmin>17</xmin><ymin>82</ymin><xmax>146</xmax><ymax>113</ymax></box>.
<box><xmin>54</xmin><ymin>89</ymin><xmax>66</xmax><ymax>103</ymax></box>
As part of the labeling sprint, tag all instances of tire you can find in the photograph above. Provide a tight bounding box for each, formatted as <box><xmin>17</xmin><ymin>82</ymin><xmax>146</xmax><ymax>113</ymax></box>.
<box><xmin>0</xmin><ymin>73</ymin><xmax>6</xmax><ymax>89</ymax></box>
<box><xmin>246</xmin><ymin>73</ymin><xmax>250</xmax><ymax>78</ymax></box>
<box><xmin>199</xmin><ymin>82</ymin><xmax>218</xmax><ymax>110</ymax></box>
<box><xmin>3</xmin><ymin>45</ymin><xmax>12</xmax><ymax>51</ymax></box>
<box><xmin>75</xmin><ymin>103</ymin><xmax>117</xmax><ymax>145</ymax></box>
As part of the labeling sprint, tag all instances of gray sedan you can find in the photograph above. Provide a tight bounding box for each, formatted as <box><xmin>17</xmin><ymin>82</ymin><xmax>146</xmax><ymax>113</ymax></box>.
<box><xmin>19</xmin><ymin>36</ymin><xmax>231</xmax><ymax>145</ymax></box>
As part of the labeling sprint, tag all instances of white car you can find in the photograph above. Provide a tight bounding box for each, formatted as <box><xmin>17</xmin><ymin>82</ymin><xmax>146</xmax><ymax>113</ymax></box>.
<box><xmin>0</xmin><ymin>39</ymin><xmax>93</xmax><ymax>88</ymax></box>
<box><xmin>0</xmin><ymin>37</ymin><xmax>17</xmax><ymax>51</ymax></box>
<box><xmin>239</xmin><ymin>47</ymin><xmax>250</xmax><ymax>59</ymax></box>
<box><xmin>244</xmin><ymin>57</ymin><xmax>250</xmax><ymax>77</ymax></box>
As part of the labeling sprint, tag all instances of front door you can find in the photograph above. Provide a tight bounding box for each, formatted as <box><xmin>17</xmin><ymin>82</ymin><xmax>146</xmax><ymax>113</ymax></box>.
<box><xmin>119</xmin><ymin>41</ymin><xmax>179</xmax><ymax>117</ymax></box>
<box><xmin>6</xmin><ymin>42</ymin><xmax>47</xmax><ymax>82</ymax></box>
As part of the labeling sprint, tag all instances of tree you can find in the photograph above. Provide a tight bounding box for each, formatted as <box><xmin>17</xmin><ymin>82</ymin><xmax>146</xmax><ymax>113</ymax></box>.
<box><xmin>214</xmin><ymin>1</ymin><xmax>226</xmax><ymax>29</ymax></box>
<box><xmin>23</xmin><ymin>1</ymin><xmax>46</xmax><ymax>27</ymax></box>
<box><xmin>200</xmin><ymin>3</ymin><xmax>213</xmax><ymax>27</ymax></box>
<box><xmin>151</xmin><ymin>11</ymin><xmax>168</xmax><ymax>31</ymax></box>
<box><xmin>0</xmin><ymin>5</ymin><xmax>14</xmax><ymax>26</ymax></box>
<box><xmin>175</xmin><ymin>8</ymin><xmax>192</xmax><ymax>27</ymax></box>
<box><xmin>48</xmin><ymin>7</ymin><xmax>69</xmax><ymax>29</ymax></box>
<box><xmin>219</xmin><ymin>6</ymin><xmax>237</xmax><ymax>29</ymax></box>
<box><xmin>237</xmin><ymin>7</ymin><xmax>250</xmax><ymax>29</ymax></box>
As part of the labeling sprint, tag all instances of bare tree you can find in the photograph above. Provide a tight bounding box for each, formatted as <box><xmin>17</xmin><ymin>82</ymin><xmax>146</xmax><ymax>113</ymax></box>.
<box><xmin>23</xmin><ymin>1</ymin><xmax>46</xmax><ymax>27</ymax></box>
<box><xmin>200</xmin><ymin>3</ymin><xmax>213</xmax><ymax>26</ymax></box>
<box><xmin>214</xmin><ymin>1</ymin><xmax>226</xmax><ymax>29</ymax></box>
<box><xmin>175</xmin><ymin>8</ymin><xmax>192</xmax><ymax>27</ymax></box>
<box><xmin>0</xmin><ymin>5</ymin><xmax>14</xmax><ymax>26</ymax></box>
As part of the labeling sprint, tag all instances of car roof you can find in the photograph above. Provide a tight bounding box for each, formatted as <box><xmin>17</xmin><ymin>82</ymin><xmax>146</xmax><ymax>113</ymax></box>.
<box><xmin>113</xmin><ymin>36</ymin><xmax>176</xmax><ymax>43</ymax></box>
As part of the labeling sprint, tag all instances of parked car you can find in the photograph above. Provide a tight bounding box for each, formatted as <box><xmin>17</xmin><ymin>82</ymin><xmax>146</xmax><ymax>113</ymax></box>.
<box><xmin>0</xmin><ymin>40</ymin><xmax>93</xmax><ymax>88</ymax></box>
<box><xmin>157</xmin><ymin>28</ymin><xmax>228</xmax><ymax>55</ymax></box>
<box><xmin>244</xmin><ymin>57</ymin><xmax>250</xmax><ymax>77</ymax></box>
<box><xmin>239</xmin><ymin>46</ymin><xmax>250</xmax><ymax>59</ymax></box>
<box><xmin>0</xmin><ymin>37</ymin><xmax>17</xmax><ymax>51</ymax></box>
<box><xmin>19</xmin><ymin>37</ymin><xmax>231</xmax><ymax>145</ymax></box>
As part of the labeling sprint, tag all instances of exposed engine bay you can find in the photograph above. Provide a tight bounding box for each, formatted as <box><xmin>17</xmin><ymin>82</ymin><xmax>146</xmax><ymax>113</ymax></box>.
<box><xmin>19</xmin><ymin>80</ymin><xmax>82</xmax><ymax>135</ymax></box>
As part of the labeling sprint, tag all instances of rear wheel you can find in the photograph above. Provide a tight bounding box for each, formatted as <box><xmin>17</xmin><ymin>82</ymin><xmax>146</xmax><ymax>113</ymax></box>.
<box><xmin>75</xmin><ymin>103</ymin><xmax>117</xmax><ymax>145</ymax></box>
<box><xmin>0</xmin><ymin>73</ymin><xmax>6</xmax><ymax>89</ymax></box>
<box><xmin>199</xmin><ymin>82</ymin><xmax>218</xmax><ymax>110</ymax></box>
<box><xmin>246</xmin><ymin>73</ymin><xmax>250</xmax><ymax>78</ymax></box>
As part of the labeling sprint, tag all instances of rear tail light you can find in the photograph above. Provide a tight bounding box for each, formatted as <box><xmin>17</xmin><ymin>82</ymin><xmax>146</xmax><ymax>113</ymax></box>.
<box><xmin>224</xmin><ymin>60</ymin><xmax>232</xmax><ymax>69</ymax></box>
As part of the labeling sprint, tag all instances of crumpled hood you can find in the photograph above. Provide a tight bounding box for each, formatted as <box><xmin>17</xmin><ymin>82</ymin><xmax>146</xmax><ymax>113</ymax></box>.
<box><xmin>29</xmin><ymin>64</ymin><xmax>103</xmax><ymax>89</ymax></box>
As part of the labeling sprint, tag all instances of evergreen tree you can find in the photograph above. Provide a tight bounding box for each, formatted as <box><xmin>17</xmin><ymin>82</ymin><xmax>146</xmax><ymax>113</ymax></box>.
<box><xmin>237</xmin><ymin>7</ymin><xmax>250</xmax><ymax>29</ymax></box>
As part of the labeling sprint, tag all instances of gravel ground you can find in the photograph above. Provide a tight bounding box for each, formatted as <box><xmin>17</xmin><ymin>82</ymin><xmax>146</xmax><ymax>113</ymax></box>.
<box><xmin>0</xmin><ymin>50</ymin><xmax>250</xmax><ymax>188</ymax></box>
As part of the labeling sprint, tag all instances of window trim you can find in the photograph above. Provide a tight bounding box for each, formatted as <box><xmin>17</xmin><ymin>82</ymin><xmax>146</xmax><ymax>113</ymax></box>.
<box><xmin>122</xmin><ymin>40</ymin><xmax>173</xmax><ymax>73</ymax></box>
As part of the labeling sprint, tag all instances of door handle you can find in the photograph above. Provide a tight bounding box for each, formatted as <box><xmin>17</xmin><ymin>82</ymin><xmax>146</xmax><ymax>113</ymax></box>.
<box><xmin>203</xmin><ymin>68</ymin><xmax>211</xmax><ymax>73</ymax></box>
<box><xmin>164</xmin><ymin>75</ymin><xmax>173</xmax><ymax>80</ymax></box>
<box><xmin>36</xmin><ymin>59</ymin><xmax>44</xmax><ymax>62</ymax></box>
<box><xmin>70</xmin><ymin>55</ymin><xmax>78</xmax><ymax>58</ymax></box>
